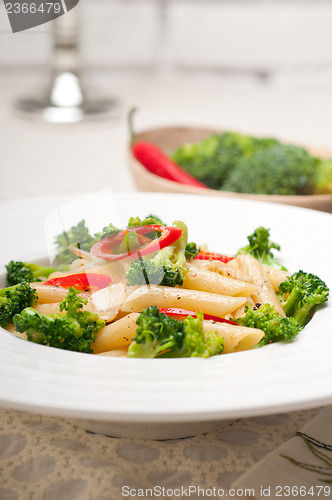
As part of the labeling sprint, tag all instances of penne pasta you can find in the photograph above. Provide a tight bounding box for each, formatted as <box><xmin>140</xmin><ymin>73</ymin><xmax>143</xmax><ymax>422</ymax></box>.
<box><xmin>191</xmin><ymin>260</ymin><xmax>289</xmax><ymax>294</ymax></box>
<box><xmin>202</xmin><ymin>320</ymin><xmax>264</xmax><ymax>353</ymax></box>
<box><xmin>121</xmin><ymin>285</ymin><xmax>246</xmax><ymax>317</ymax></box>
<box><xmin>231</xmin><ymin>255</ymin><xmax>286</xmax><ymax>316</ymax></box>
<box><xmin>231</xmin><ymin>296</ymin><xmax>255</xmax><ymax>320</ymax></box>
<box><xmin>263</xmin><ymin>267</ymin><xmax>290</xmax><ymax>291</ymax></box>
<box><xmin>92</xmin><ymin>313</ymin><xmax>139</xmax><ymax>353</ymax></box>
<box><xmin>32</xmin><ymin>283</ymin><xmax>91</xmax><ymax>304</ymax></box>
<box><xmin>33</xmin><ymin>302</ymin><xmax>63</xmax><ymax>316</ymax></box>
<box><xmin>70</xmin><ymin>257</ymin><xmax>93</xmax><ymax>272</ymax></box>
<box><xmin>183</xmin><ymin>265</ymin><xmax>256</xmax><ymax>297</ymax></box>
<box><xmin>86</xmin><ymin>283</ymin><xmax>127</xmax><ymax>322</ymax></box>
<box><xmin>191</xmin><ymin>259</ymin><xmax>249</xmax><ymax>282</ymax></box>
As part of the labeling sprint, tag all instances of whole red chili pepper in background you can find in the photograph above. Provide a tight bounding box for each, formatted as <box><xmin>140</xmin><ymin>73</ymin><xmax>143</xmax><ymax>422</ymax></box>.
<box><xmin>132</xmin><ymin>141</ymin><xmax>208</xmax><ymax>189</ymax></box>
<box><xmin>44</xmin><ymin>273</ymin><xmax>112</xmax><ymax>292</ymax></box>
<box><xmin>91</xmin><ymin>225</ymin><xmax>183</xmax><ymax>262</ymax></box>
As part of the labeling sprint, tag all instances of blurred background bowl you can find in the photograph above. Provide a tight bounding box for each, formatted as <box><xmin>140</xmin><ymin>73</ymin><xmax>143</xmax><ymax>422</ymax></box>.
<box><xmin>129</xmin><ymin>126</ymin><xmax>332</xmax><ymax>213</ymax></box>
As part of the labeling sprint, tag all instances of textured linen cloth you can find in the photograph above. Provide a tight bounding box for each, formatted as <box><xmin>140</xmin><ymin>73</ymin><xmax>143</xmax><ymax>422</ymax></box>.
<box><xmin>0</xmin><ymin>407</ymin><xmax>320</xmax><ymax>500</ymax></box>
<box><xmin>232</xmin><ymin>406</ymin><xmax>332</xmax><ymax>499</ymax></box>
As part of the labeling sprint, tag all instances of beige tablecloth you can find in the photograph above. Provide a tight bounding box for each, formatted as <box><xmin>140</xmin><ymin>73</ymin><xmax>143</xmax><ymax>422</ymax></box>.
<box><xmin>0</xmin><ymin>407</ymin><xmax>320</xmax><ymax>500</ymax></box>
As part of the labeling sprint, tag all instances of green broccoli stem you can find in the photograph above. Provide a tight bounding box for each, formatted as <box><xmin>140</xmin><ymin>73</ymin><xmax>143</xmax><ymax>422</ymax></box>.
<box><xmin>155</xmin><ymin>339</ymin><xmax>176</xmax><ymax>356</ymax></box>
<box><xmin>0</xmin><ymin>284</ymin><xmax>22</xmax><ymax>298</ymax></box>
<box><xmin>6</xmin><ymin>261</ymin><xmax>65</xmax><ymax>287</ymax></box>
<box><xmin>170</xmin><ymin>220</ymin><xmax>188</xmax><ymax>264</ymax></box>
<box><xmin>28</xmin><ymin>263</ymin><xmax>56</xmax><ymax>280</ymax></box>
<box><xmin>292</xmin><ymin>300</ymin><xmax>316</xmax><ymax>327</ymax></box>
<box><xmin>282</xmin><ymin>289</ymin><xmax>303</xmax><ymax>317</ymax></box>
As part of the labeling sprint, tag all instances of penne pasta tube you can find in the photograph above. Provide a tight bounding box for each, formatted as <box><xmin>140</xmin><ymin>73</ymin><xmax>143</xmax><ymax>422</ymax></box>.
<box><xmin>97</xmin><ymin>348</ymin><xmax>129</xmax><ymax>357</ymax></box>
<box><xmin>86</xmin><ymin>283</ymin><xmax>127</xmax><ymax>322</ymax></box>
<box><xmin>231</xmin><ymin>296</ymin><xmax>255</xmax><ymax>320</ymax></box>
<box><xmin>232</xmin><ymin>255</ymin><xmax>286</xmax><ymax>317</ymax></box>
<box><xmin>33</xmin><ymin>302</ymin><xmax>63</xmax><ymax>316</ymax></box>
<box><xmin>263</xmin><ymin>267</ymin><xmax>290</xmax><ymax>291</ymax></box>
<box><xmin>92</xmin><ymin>313</ymin><xmax>139</xmax><ymax>353</ymax></box>
<box><xmin>121</xmin><ymin>285</ymin><xmax>246</xmax><ymax>317</ymax></box>
<box><xmin>225</xmin><ymin>260</ymin><xmax>290</xmax><ymax>292</ymax></box>
<box><xmin>32</xmin><ymin>284</ymin><xmax>90</xmax><ymax>304</ymax></box>
<box><xmin>224</xmin><ymin>258</ymin><xmax>256</xmax><ymax>283</ymax></box>
<box><xmin>70</xmin><ymin>258</ymin><xmax>93</xmax><ymax>272</ymax></box>
<box><xmin>202</xmin><ymin>320</ymin><xmax>264</xmax><ymax>353</ymax></box>
<box><xmin>48</xmin><ymin>259</ymin><xmax>99</xmax><ymax>278</ymax></box>
<box><xmin>183</xmin><ymin>265</ymin><xmax>256</xmax><ymax>297</ymax></box>
<box><xmin>191</xmin><ymin>259</ymin><xmax>249</xmax><ymax>282</ymax></box>
<box><xmin>46</xmin><ymin>271</ymin><xmax>70</xmax><ymax>280</ymax></box>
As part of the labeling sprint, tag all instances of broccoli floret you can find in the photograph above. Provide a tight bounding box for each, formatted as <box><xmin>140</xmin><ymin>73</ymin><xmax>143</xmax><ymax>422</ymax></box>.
<box><xmin>172</xmin><ymin>132</ymin><xmax>281</xmax><ymax>190</ymax></box>
<box><xmin>143</xmin><ymin>214</ymin><xmax>166</xmax><ymax>225</ymax></box>
<box><xmin>172</xmin><ymin>133</ymin><xmax>255</xmax><ymax>190</ymax></box>
<box><xmin>0</xmin><ymin>283</ymin><xmax>37</xmax><ymax>328</ymax></box>
<box><xmin>185</xmin><ymin>242</ymin><xmax>200</xmax><ymax>259</ymax></box>
<box><xmin>250</xmin><ymin>137</ymin><xmax>280</xmax><ymax>149</ymax></box>
<box><xmin>237</xmin><ymin>226</ymin><xmax>286</xmax><ymax>270</ymax></box>
<box><xmin>182</xmin><ymin>313</ymin><xmax>223</xmax><ymax>357</ymax></box>
<box><xmin>278</xmin><ymin>271</ymin><xmax>329</xmax><ymax>327</ymax></box>
<box><xmin>55</xmin><ymin>220</ymin><xmax>98</xmax><ymax>265</ymax></box>
<box><xmin>128</xmin><ymin>214</ymin><xmax>166</xmax><ymax>228</ymax></box>
<box><xmin>95</xmin><ymin>216</ymin><xmax>164</xmax><ymax>240</ymax></box>
<box><xmin>127</xmin><ymin>306</ymin><xmax>223</xmax><ymax>358</ymax></box>
<box><xmin>94</xmin><ymin>223</ymin><xmax>120</xmax><ymax>240</ymax></box>
<box><xmin>6</xmin><ymin>261</ymin><xmax>60</xmax><ymax>286</ymax></box>
<box><xmin>125</xmin><ymin>220</ymin><xmax>189</xmax><ymax>287</ymax></box>
<box><xmin>314</xmin><ymin>159</ymin><xmax>332</xmax><ymax>194</ymax></box>
<box><xmin>13</xmin><ymin>287</ymin><xmax>105</xmax><ymax>352</ymax></box>
<box><xmin>223</xmin><ymin>144</ymin><xmax>317</xmax><ymax>195</ymax></box>
<box><xmin>235</xmin><ymin>304</ymin><xmax>302</xmax><ymax>346</ymax></box>
<box><xmin>126</xmin><ymin>215</ymin><xmax>166</xmax><ymax>242</ymax></box>
<box><xmin>127</xmin><ymin>306</ymin><xmax>183</xmax><ymax>358</ymax></box>
<box><xmin>126</xmin><ymin>259</ymin><xmax>184</xmax><ymax>287</ymax></box>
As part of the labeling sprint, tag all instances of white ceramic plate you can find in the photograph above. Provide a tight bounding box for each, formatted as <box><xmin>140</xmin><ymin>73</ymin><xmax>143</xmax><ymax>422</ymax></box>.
<box><xmin>0</xmin><ymin>193</ymin><xmax>331</xmax><ymax>439</ymax></box>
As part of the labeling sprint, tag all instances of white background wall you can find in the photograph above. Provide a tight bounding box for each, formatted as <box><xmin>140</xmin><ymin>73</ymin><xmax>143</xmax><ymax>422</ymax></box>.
<box><xmin>1</xmin><ymin>0</ymin><xmax>332</xmax><ymax>87</ymax></box>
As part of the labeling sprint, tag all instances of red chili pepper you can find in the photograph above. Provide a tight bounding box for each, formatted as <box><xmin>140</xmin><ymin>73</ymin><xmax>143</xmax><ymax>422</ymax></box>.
<box><xmin>195</xmin><ymin>251</ymin><xmax>234</xmax><ymax>263</ymax></box>
<box><xmin>132</xmin><ymin>141</ymin><xmax>208</xmax><ymax>189</ymax></box>
<box><xmin>44</xmin><ymin>273</ymin><xmax>111</xmax><ymax>292</ymax></box>
<box><xmin>159</xmin><ymin>308</ymin><xmax>237</xmax><ymax>325</ymax></box>
<box><xmin>90</xmin><ymin>225</ymin><xmax>183</xmax><ymax>262</ymax></box>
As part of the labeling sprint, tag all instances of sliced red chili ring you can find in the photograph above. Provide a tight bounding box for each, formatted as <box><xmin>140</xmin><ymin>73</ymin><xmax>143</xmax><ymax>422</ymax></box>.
<box><xmin>90</xmin><ymin>225</ymin><xmax>183</xmax><ymax>262</ymax></box>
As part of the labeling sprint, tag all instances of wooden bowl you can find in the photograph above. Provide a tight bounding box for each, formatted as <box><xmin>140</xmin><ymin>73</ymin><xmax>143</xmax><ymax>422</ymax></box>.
<box><xmin>129</xmin><ymin>126</ymin><xmax>332</xmax><ymax>213</ymax></box>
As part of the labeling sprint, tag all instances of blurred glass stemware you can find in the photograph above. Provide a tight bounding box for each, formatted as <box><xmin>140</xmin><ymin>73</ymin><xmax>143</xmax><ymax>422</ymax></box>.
<box><xmin>15</xmin><ymin>5</ymin><xmax>121</xmax><ymax>124</ymax></box>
